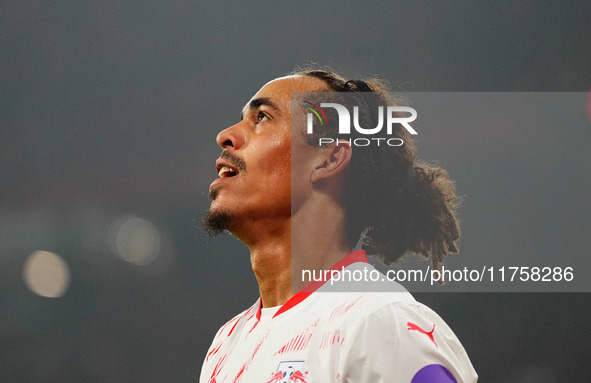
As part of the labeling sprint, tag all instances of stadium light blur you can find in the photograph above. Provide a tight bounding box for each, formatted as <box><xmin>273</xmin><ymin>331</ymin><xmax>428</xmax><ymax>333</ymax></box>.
<box><xmin>108</xmin><ymin>215</ymin><xmax>161</xmax><ymax>266</ymax></box>
<box><xmin>23</xmin><ymin>250</ymin><xmax>71</xmax><ymax>298</ymax></box>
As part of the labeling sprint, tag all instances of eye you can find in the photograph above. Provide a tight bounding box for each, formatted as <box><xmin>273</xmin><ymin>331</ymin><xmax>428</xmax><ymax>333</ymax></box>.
<box><xmin>257</xmin><ymin>111</ymin><xmax>269</xmax><ymax>123</ymax></box>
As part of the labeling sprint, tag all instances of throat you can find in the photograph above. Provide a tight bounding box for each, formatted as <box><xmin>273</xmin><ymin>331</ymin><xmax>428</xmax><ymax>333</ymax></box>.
<box><xmin>250</xmin><ymin>246</ymin><xmax>293</xmax><ymax>308</ymax></box>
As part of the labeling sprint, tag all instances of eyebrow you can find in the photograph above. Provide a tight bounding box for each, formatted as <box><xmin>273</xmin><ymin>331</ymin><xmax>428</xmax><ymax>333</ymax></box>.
<box><xmin>240</xmin><ymin>97</ymin><xmax>280</xmax><ymax>120</ymax></box>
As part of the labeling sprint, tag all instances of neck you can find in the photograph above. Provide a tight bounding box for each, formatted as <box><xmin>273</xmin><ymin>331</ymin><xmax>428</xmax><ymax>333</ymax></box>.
<box><xmin>247</xmin><ymin>225</ymin><xmax>293</xmax><ymax>309</ymax></box>
<box><xmin>244</xmin><ymin>194</ymin><xmax>350</xmax><ymax>309</ymax></box>
<box><xmin>290</xmin><ymin>194</ymin><xmax>351</xmax><ymax>292</ymax></box>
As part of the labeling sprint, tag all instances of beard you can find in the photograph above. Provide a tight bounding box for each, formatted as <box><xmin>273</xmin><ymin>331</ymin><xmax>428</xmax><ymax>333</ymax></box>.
<box><xmin>201</xmin><ymin>208</ymin><xmax>234</xmax><ymax>237</ymax></box>
<box><xmin>200</xmin><ymin>188</ymin><xmax>234</xmax><ymax>236</ymax></box>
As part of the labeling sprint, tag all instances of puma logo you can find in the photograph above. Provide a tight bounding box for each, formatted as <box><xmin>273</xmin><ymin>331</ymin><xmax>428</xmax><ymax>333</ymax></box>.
<box><xmin>407</xmin><ymin>322</ymin><xmax>438</xmax><ymax>348</ymax></box>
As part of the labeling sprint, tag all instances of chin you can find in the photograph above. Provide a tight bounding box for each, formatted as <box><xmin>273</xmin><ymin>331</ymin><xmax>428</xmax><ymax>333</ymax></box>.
<box><xmin>201</xmin><ymin>207</ymin><xmax>234</xmax><ymax>237</ymax></box>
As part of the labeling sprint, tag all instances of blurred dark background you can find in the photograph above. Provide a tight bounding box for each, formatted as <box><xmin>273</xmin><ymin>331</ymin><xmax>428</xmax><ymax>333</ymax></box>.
<box><xmin>1</xmin><ymin>1</ymin><xmax>590</xmax><ymax>381</ymax></box>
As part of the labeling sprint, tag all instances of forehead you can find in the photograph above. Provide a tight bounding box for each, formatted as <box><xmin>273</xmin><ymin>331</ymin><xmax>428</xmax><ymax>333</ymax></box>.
<box><xmin>244</xmin><ymin>76</ymin><xmax>328</xmax><ymax>112</ymax></box>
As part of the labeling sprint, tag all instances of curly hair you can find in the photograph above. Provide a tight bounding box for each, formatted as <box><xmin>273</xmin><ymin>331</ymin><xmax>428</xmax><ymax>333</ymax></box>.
<box><xmin>291</xmin><ymin>69</ymin><xmax>461</xmax><ymax>274</ymax></box>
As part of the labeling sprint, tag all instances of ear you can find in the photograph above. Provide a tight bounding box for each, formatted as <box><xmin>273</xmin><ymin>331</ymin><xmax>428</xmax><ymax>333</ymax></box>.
<box><xmin>310</xmin><ymin>140</ymin><xmax>352</xmax><ymax>182</ymax></box>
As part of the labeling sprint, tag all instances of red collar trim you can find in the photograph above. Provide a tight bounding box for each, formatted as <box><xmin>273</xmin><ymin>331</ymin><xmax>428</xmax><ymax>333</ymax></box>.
<box><xmin>254</xmin><ymin>298</ymin><xmax>262</xmax><ymax>321</ymax></box>
<box><xmin>254</xmin><ymin>249</ymin><xmax>368</xmax><ymax>320</ymax></box>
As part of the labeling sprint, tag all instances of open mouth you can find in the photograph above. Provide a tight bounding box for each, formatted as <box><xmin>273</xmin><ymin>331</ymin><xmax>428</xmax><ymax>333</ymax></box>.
<box><xmin>217</xmin><ymin>166</ymin><xmax>239</xmax><ymax>178</ymax></box>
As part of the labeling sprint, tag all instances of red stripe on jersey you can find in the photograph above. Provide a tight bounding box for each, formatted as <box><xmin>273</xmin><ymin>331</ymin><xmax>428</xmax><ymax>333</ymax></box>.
<box><xmin>295</xmin><ymin>333</ymin><xmax>304</xmax><ymax>350</ymax></box>
<box><xmin>300</xmin><ymin>250</ymin><xmax>368</xmax><ymax>293</ymax></box>
<box><xmin>248</xmin><ymin>318</ymin><xmax>260</xmax><ymax>334</ymax></box>
<box><xmin>209</xmin><ymin>353</ymin><xmax>227</xmax><ymax>382</ymax></box>
<box><xmin>206</xmin><ymin>341</ymin><xmax>223</xmax><ymax>361</ymax></box>
<box><xmin>272</xmin><ymin>250</ymin><xmax>368</xmax><ymax>319</ymax></box>
<box><xmin>255</xmin><ymin>298</ymin><xmax>262</xmax><ymax>321</ymax></box>
<box><xmin>232</xmin><ymin>334</ymin><xmax>267</xmax><ymax>383</ymax></box>
<box><xmin>227</xmin><ymin>316</ymin><xmax>241</xmax><ymax>337</ymax></box>
<box><xmin>273</xmin><ymin>291</ymin><xmax>312</xmax><ymax>318</ymax></box>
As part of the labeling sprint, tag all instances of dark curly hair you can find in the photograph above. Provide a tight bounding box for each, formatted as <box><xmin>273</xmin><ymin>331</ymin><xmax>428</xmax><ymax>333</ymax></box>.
<box><xmin>291</xmin><ymin>69</ymin><xmax>461</xmax><ymax>274</ymax></box>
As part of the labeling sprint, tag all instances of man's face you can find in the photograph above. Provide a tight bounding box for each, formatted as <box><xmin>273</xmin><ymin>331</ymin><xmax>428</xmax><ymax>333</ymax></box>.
<box><xmin>205</xmin><ymin>76</ymin><xmax>327</xmax><ymax>237</ymax></box>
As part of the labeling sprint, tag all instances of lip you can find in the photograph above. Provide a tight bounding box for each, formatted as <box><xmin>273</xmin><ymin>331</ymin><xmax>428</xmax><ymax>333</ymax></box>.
<box><xmin>209</xmin><ymin>177</ymin><xmax>226</xmax><ymax>190</ymax></box>
<box><xmin>215</xmin><ymin>157</ymin><xmax>241</xmax><ymax>175</ymax></box>
<box><xmin>210</xmin><ymin>157</ymin><xmax>241</xmax><ymax>190</ymax></box>
<box><xmin>209</xmin><ymin>170</ymin><xmax>238</xmax><ymax>190</ymax></box>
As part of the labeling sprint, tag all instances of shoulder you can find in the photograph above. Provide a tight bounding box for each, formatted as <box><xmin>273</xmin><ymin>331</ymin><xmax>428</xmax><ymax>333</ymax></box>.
<box><xmin>210</xmin><ymin>300</ymin><xmax>259</xmax><ymax>341</ymax></box>
<box><xmin>349</xmin><ymin>298</ymin><xmax>464</xmax><ymax>352</ymax></box>
<box><xmin>338</xmin><ymin>297</ymin><xmax>478</xmax><ymax>382</ymax></box>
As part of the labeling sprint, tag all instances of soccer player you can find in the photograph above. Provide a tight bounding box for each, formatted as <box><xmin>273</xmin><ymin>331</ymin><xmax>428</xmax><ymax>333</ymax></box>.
<box><xmin>200</xmin><ymin>70</ymin><xmax>478</xmax><ymax>382</ymax></box>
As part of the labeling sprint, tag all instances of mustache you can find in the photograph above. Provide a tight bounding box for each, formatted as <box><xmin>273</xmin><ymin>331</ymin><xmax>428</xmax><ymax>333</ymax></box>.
<box><xmin>220</xmin><ymin>150</ymin><xmax>247</xmax><ymax>173</ymax></box>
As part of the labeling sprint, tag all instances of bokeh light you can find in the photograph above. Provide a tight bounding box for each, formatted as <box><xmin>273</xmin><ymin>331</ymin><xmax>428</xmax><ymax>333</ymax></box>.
<box><xmin>109</xmin><ymin>216</ymin><xmax>161</xmax><ymax>265</ymax></box>
<box><xmin>23</xmin><ymin>251</ymin><xmax>71</xmax><ymax>298</ymax></box>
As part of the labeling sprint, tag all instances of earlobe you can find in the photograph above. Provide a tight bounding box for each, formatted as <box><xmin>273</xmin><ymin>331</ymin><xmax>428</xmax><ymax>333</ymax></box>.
<box><xmin>311</xmin><ymin>140</ymin><xmax>352</xmax><ymax>182</ymax></box>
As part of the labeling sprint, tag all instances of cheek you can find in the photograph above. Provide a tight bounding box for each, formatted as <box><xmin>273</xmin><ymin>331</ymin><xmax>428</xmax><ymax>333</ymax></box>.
<box><xmin>264</xmin><ymin>152</ymin><xmax>291</xmax><ymax>191</ymax></box>
<box><xmin>259</xmin><ymin>135</ymin><xmax>292</xmax><ymax>181</ymax></box>
<box><xmin>291</xmin><ymin>137</ymin><xmax>319</xmax><ymax>185</ymax></box>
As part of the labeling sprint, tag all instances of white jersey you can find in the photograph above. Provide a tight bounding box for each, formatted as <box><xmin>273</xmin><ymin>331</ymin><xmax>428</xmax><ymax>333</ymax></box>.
<box><xmin>200</xmin><ymin>250</ymin><xmax>478</xmax><ymax>383</ymax></box>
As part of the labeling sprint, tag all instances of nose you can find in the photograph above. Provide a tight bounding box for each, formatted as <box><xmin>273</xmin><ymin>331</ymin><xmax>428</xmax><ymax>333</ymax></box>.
<box><xmin>215</xmin><ymin>122</ymin><xmax>244</xmax><ymax>149</ymax></box>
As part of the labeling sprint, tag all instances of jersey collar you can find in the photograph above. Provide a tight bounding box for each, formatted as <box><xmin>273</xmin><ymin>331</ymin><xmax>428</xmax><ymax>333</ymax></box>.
<box><xmin>255</xmin><ymin>249</ymin><xmax>369</xmax><ymax>320</ymax></box>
